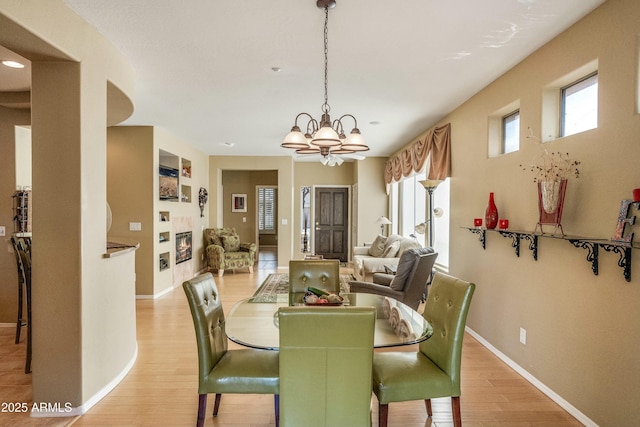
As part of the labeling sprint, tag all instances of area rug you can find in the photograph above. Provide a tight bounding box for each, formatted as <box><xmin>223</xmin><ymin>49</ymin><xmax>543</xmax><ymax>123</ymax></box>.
<box><xmin>251</xmin><ymin>273</ymin><xmax>353</xmax><ymax>303</ymax></box>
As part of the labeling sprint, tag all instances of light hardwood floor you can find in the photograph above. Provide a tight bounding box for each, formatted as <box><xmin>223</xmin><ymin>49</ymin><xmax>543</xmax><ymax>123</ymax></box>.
<box><xmin>1</xmin><ymin>248</ymin><xmax>582</xmax><ymax>426</ymax></box>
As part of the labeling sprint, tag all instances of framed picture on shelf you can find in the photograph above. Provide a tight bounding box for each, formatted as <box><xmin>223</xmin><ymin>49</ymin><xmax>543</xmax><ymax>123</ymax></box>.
<box><xmin>232</xmin><ymin>194</ymin><xmax>247</xmax><ymax>212</ymax></box>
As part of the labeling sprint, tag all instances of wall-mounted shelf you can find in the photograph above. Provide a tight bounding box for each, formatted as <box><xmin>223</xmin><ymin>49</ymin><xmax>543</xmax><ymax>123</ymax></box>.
<box><xmin>464</xmin><ymin>227</ymin><xmax>638</xmax><ymax>282</ymax></box>
<box><xmin>159</xmin><ymin>232</ymin><xmax>170</xmax><ymax>243</ymax></box>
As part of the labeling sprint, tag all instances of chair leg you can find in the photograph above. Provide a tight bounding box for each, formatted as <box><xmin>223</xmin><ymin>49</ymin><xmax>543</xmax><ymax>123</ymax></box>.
<box><xmin>248</xmin><ymin>266</ymin><xmax>253</xmax><ymax>274</ymax></box>
<box><xmin>197</xmin><ymin>394</ymin><xmax>207</xmax><ymax>427</ymax></box>
<box><xmin>274</xmin><ymin>394</ymin><xmax>279</xmax><ymax>427</ymax></box>
<box><xmin>452</xmin><ymin>396</ymin><xmax>462</xmax><ymax>427</ymax></box>
<box><xmin>378</xmin><ymin>403</ymin><xmax>389</xmax><ymax>427</ymax></box>
<box><xmin>425</xmin><ymin>399</ymin><xmax>433</xmax><ymax>417</ymax></box>
<box><xmin>218</xmin><ymin>269</ymin><xmax>224</xmax><ymax>278</ymax></box>
<box><xmin>25</xmin><ymin>276</ymin><xmax>32</xmax><ymax>374</ymax></box>
<box><xmin>15</xmin><ymin>279</ymin><xmax>23</xmax><ymax>344</ymax></box>
<box><xmin>212</xmin><ymin>393</ymin><xmax>222</xmax><ymax>416</ymax></box>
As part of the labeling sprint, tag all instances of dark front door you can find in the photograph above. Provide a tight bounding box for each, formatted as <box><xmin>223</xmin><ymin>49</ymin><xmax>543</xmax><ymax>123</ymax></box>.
<box><xmin>314</xmin><ymin>187</ymin><xmax>348</xmax><ymax>262</ymax></box>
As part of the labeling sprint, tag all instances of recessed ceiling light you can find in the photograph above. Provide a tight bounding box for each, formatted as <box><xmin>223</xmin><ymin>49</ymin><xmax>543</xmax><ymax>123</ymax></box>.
<box><xmin>271</xmin><ymin>67</ymin><xmax>281</xmax><ymax>73</ymax></box>
<box><xmin>220</xmin><ymin>142</ymin><xmax>234</xmax><ymax>148</ymax></box>
<box><xmin>369</xmin><ymin>121</ymin><xmax>381</xmax><ymax>125</ymax></box>
<box><xmin>2</xmin><ymin>60</ymin><xmax>25</xmax><ymax>69</ymax></box>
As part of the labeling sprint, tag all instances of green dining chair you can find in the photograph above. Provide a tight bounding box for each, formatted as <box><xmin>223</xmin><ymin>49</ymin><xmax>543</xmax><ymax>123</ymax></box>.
<box><xmin>183</xmin><ymin>273</ymin><xmax>280</xmax><ymax>427</ymax></box>
<box><xmin>278</xmin><ymin>306</ymin><xmax>376</xmax><ymax>427</ymax></box>
<box><xmin>288</xmin><ymin>259</ymin><xmax>340</xmax><ymax>305</ymax></box>
<box><xmin>371</xmin><ymin>272</ymin><xmax>475</xmax><ymax>427</ymax></box>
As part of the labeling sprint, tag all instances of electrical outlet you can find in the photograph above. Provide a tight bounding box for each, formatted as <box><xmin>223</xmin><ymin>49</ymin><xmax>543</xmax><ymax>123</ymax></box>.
<box><xmin>0</xmin><ymin>226</ymin><xmax>5</xmax><ymax>237</ymax></box>
<box><xmin>519</xmin><ymin>328</ymin><xmax>527</xmax><ymax>345</ymax></box>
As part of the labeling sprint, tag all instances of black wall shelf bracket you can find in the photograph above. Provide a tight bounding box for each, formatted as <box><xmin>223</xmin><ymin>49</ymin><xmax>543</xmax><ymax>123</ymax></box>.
<box><xmin>469</xmin><ymin>228</ymin><xmax>486</xmax><ymax>249</ymax></box>
<box><xmin>498</xmin><ymin>231</ymin><xmax>520</xmax><ymax>257</ymax></box>
<box><xmin>600</xmin><ymin>243</ymin><xmax>632</xmax><ymax>282</ymax></box>
<box><xmin>568</xmin><ymin>239</ymin><xmax>599</xmax><ymax>276</ymax></box>
<box><xmin>521</xmin><ymin>233</ymin><xmax>538</xmax><ymax>261</ymax></box>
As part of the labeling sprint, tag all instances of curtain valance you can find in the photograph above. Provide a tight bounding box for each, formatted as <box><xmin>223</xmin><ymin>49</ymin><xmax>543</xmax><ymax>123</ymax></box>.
<box><xmin>384</xmin><ymin>123</ymin><xmax>451</xmax><ymax>185</ymax></box>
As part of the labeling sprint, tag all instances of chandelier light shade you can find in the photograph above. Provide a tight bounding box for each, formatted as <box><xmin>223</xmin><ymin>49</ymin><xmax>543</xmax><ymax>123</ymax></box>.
<box><xmin>281</xmin><ymin>0</ymin><xmax>369</xmax><ymax>159</ymax></box>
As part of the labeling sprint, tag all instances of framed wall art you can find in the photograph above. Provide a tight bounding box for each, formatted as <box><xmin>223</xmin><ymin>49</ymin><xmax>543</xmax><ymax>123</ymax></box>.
<box><xmin>232</xmin><ymin>194</ymin><xmax>247</xmax><ymax>212</ymax></box>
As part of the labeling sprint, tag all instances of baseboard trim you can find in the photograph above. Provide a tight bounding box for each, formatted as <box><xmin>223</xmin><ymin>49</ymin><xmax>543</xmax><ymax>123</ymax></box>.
<box><xmin>31</xmin><ymin>344</ymin><xmax>139</xmax><ymax>418</ymax></box>
<box><xmin>465</xmin><ymin>327</ymin><xmax>597</xmax><ymax>427</ymax></box>
<box><xmin>136</xmin><ymin>284</ymin><xmax>174</xmax><ymax>300</ymax></box>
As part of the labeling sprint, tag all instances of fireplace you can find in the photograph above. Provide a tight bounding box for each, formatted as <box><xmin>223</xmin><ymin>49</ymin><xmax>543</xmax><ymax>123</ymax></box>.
<box><xmin>175</xmin><ymin>231</ymin><xmax>192</xmax><ymax>264</ymax></box>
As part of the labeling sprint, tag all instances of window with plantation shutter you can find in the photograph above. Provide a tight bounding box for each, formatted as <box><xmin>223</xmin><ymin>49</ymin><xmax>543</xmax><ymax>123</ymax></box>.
<box><xmin>258</xmin><ymin>187</ymin><xmax>276</xmax><ymax>233</ymax></box>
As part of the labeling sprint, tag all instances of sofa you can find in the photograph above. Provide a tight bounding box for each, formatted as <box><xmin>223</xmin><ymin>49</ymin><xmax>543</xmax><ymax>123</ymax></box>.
<box><xmin>352</xmin><ymin>234</ymin><xmax>422</xmax><ymax>281</ymax></box>
<box><xmin>204</xmin><ymin>227</ymin><xmax>256</xmax><ymax>277</ymax></box>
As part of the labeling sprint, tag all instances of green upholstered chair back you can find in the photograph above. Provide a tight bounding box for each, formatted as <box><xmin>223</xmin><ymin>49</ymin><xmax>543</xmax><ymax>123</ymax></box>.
<box><xmin>183</xmin><ymin>273</ymin><xmax>228</xmax><ymax>393</ymax></box>
<box><xmin>288</xmin><ymin>260</ymin><xmax>340</xmax><ymax>305</ymax></box>
<box><xmin>419</xmin><ymin>272</ymin><xmax>475</xmax><ymax>396</ymax></box>
<box><xmin>278</xmin><ymin>306</ymin><xmax>376</xmax><ymax>427</ymax></box>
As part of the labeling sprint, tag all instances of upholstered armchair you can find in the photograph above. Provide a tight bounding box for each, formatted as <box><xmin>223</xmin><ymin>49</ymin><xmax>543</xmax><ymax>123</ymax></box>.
<box><xmin>204</xmin><ymin>227</ymin><xmax>256</xmax><ymax>277</ymax></box>
<box><xmin>349</xmin><ymin>248</ymin><xmax>437</xmax><ymax>311</ymax></box>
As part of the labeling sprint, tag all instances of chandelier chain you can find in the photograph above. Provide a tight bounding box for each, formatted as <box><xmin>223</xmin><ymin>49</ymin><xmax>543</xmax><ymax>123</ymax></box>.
<box><xmin>322</xmin><ymin>5</ymin><xmax>330</xmax><ymax>114</ymax></box>
<box><xmin>280</xmin><ymin>0</ymin><xmax>368</xmax><ymax>160</ymax></box>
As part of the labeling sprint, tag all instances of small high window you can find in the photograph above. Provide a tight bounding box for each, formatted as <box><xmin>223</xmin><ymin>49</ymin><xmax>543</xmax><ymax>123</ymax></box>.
<box><xmin>560</xmin><ymin>72</ymin><xmax>598</xmax><ymax>137</ymax></box>
<box><xmin>502</xmin><ymin>110</ymin><xmax>520</xmax><ymax>154</ymax></box>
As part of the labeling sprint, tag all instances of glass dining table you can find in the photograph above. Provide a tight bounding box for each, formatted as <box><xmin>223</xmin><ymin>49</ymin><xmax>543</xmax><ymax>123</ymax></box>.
<box><xmin>225</xmin><ymin>292</ymin><xmax>433</xmax><ymax>350</ymax></box>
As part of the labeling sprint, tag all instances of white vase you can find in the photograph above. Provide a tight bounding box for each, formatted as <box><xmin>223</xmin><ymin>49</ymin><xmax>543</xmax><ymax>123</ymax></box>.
<box><xmin>540</xmin><ymin>180</ymin><xmax>561</xmax><ymax>214</ymax></box>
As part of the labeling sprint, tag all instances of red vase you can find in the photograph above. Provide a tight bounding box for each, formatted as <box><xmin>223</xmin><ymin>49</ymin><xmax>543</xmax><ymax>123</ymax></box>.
<box><xmin>485</xmin><ymin>192</ymin><xmax>498</xmax><ymax>229</ymax></box>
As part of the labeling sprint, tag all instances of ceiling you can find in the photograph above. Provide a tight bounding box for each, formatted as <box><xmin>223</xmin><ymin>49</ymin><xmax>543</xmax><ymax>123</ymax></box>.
<box><xmin>1</xmin><ymin>0</ymin><xmax>605</xmax><ymax>158</ymax></box>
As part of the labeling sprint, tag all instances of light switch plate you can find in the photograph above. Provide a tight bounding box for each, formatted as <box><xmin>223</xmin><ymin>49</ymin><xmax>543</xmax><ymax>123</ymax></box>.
<box><xmin>0</xmin><ymin>226</ymin><xmax>5</xmax><ymax>236</ymax></box>
<box><xmin>129</xmin><ymin>222</ymin><xmax>142</xmax><ymax>231</ymax></box>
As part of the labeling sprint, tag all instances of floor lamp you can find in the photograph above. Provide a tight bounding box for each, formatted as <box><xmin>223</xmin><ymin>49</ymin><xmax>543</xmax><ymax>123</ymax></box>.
<box><xmin>419</xmin><ymin>180</ymin><xmax>443</xmax><ymax>247</ymax></box>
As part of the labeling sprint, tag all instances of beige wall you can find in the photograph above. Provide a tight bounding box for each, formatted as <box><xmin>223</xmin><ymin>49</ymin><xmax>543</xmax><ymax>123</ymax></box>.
<box><xmin>0</xmin><ymin>108</ymin><xmax>30</xmax><ymax>324</ymax></box>
<box><xmin>438</xmin><ymin>0</ymin><xmax>640</xmax><ymax>425</ymax></box>
<box><xmin>107</xmin><ymin>126</ymin><xmax>155</xmax><ymax>295</ymax></box>
<box><xmin>221</xmin><ymin>169</ymin><xmax>278</xmax><ymax>247</ymax></box>
<box><xmin>293</xmin><ymin>161</ymin><xmax>354</xmax><ymax>258</ymax></box>
<box><xmin>210</xmin><ymin>156</ymin><xmax>294</xmax><ymax>268</ymax></box>
<box><xmin>108</xmin><ymin>126</ymin><xmax>210</xmax><ymax>297</ymax></box>
<box><xmin>0</xmin><ymin>0</ymin><xmax>138</xmax><ymax>412</ymax></box>
<box><xmin>352</xmin><ymin>157</ymin><xmax>389</xmax><ymax>246</ymax></box>
<box><xmin>210</xmin><ymin>157</ymin><xmax>387</xmax><ymax>266</ymax></box>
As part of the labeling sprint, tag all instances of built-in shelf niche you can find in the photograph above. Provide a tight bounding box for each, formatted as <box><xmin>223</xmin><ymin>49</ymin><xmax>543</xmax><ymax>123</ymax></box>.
<box><xmin>181</xmin><ymin>158</ymin><xmax>191</xmax><ymax>178</ymax></box>
<box><xmin>159</xmin><ymin>232</ymin><xmax>170</xmax><ymax>243</ymax></box>
<box><xmin>181</xmin><ymin>184</ymin><xmax>192</xmax><ymax>203</ymax></box>
<box><xmin>159</xmin><ymin>252</ymin><xmax>170</xmax><ymax>271</ymax></box>
<box><xmin>159</xmin><ymin>149</ymin><xmax>179</xmax><ymax>202</ymax></box>
<box><xmin>159</xmin><ymin>211</ymin><xmax>170</xmax><ymax>222</ymax></box>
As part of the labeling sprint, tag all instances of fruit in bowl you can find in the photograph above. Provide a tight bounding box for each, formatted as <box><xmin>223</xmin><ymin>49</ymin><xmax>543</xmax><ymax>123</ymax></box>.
<box><xmin>304</xmin><ymin>287</ymin><xmax>344</xmax><ymax>305</ymax></box>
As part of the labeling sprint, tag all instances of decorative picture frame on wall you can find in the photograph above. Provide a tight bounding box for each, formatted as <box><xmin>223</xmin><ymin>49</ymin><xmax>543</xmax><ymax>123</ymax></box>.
<box><xmin>232</xmin><ymin>194</ymin><xmax>247</xmax><ymax>212</ymax></box>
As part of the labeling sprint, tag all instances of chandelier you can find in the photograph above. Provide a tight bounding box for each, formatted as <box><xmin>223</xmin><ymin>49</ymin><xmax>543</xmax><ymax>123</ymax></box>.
<box><xmin>281</xmin><ymin>0</ymin><xmax>369</xmax><ymax>158</ymax></box>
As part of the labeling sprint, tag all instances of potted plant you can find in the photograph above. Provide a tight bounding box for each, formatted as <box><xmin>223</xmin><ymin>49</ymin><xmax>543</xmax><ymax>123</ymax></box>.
<box><xmin>521</xmin><ymin>129</ymin><xmax>580</xmax><ymax>234</ymax></box>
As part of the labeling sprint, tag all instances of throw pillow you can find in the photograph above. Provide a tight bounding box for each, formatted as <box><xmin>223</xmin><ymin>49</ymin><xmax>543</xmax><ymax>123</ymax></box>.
<box><xmin>368</xmin><ymin>235</ymin><xmax>387</xmax><ymax>257</ymax></box>
<box><xmin>221</xmin><ymin>235</ymin><xmax>240</xmax><ymax>252</ymax></box>
<box><xmin>205</xmin><ymin>229</ymin><xmax>222</xmax><ymax>247</ymax></box>
<box><xmin>390</xmin><ymin>249</ymin><xmax>419</xmax><ymax>291</ymax></box>
<box><xmin>381</xmin><ymin>240</ymin><xmax>400</xmax><ymax>258</ymax></box>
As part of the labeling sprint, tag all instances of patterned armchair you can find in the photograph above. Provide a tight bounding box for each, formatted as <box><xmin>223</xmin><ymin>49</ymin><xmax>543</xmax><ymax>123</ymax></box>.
<box><xmin>204</xmin><ymin>227</ymin><xmax>256</xmax><ymax>277</ymax></box>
